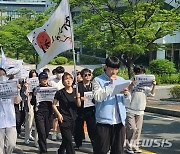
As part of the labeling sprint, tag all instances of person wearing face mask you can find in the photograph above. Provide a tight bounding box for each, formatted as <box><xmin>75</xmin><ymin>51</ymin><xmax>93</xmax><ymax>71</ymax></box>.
<box><xmin>24</xmin><ymin>69</ymin><xmax>39</xmax><ymax>147</ymax></box>
<box><xmin>49</xmin><ymin>66</ymin><xmax>65</xmax><ymax>141</ymax></box>
<box><xmin>0</xmin><ymin>67</ymin><xmax>21</xmax><ymax>154</ymax></box>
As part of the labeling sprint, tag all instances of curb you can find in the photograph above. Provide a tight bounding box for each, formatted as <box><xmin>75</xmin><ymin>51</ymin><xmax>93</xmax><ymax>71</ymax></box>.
<box><xmin>145</xmin><ymin>106</ymin><xmax>180</xmax><ymax>117</ymax></box>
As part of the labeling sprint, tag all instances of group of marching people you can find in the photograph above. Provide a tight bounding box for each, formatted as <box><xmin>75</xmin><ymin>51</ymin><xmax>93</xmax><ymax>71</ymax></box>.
<box><xmin>0</xmin><ymin>56</ymin><xmax>156</xmax><ymax>154</ymax></box>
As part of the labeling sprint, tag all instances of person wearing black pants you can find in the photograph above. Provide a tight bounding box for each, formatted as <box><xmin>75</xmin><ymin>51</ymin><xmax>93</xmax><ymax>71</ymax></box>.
<box><xmin>52</xmin><ymin>72</ymin><xmax>81</xmax><ymax>154</ymax></box>
<box><xmin>32</xmin><ymin>72</ymin><xmax>53</xmax><ymax>154</ymax></box>
<box><xmin>74</xmin><ymin>68</ymin><xmax>96</xmax><ymax>152</ymax></box>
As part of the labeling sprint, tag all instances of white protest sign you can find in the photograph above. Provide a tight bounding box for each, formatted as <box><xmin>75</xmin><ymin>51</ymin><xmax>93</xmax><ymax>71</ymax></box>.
<box><xmin>0</xmin><ymin>80</ymin><xmax>18</xmax><ymax>98</ymax></box>
<box><xmin>7</xmin><ymin>59</ymin><xmax>23</xmax><ymax>68</ymax></box>
<box><xmin>27</xmin><ymin>77</ymin><xmax>39</xmax><ymax>92</ymax></box>
<box><xmin>111</xmin><ymin>80</ymin><xmax>131</xmax><ymax>97</ymax></box>
<box><xmin>36</xmin><ymin>87</ymin><xmax>58</xmax><ymax>103</ymax></box>
<box><xmin>84</xmin><ymin>91</ymin><xmax>94</xmax><ymax>108</ymax></box>
<box><xmin>16</xmin><ymin>66</ymin><xmax>30</xmax><ymax>79</ymax></box>
<box><xmin>135</xmin><ymin>74</ymin><xmax>155</xmax><ymax>87</ymax></box>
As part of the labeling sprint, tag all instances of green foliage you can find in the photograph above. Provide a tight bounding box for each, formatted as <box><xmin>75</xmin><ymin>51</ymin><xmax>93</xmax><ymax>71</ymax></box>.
<box><xmin>155</xmin><ymin>74</ymin><xmax>180</xmax><ymax>85</ymax></box>
<box><xmin>80</xmin><ymin>55</ymin><xmax>101</xmax><ymax>64</ymax></box>
<box><xmin>0</xmin><ymin>9</ymin><xmax>49</xmax><ymax>63</ymax></box>
<box><xmin>72</xmin><ymin>0</ymin><xmax>180</xmax><ymax>78</ymax></box>
<box><xmin>93</xmin><ymin>67</ymin><xmax>104</xmax><ymax>77</ymax></box>
<box><xmin>118</xmin><ymin>68</ymin><xmax>129</xmax><ymax>80</ymax></box>
<box><xmin>60</xmin><ymin>52</ymin><xmax>73</xmax><ymax>59</ymax></box>
<box><xmin>55</xmin><ymin>56</ymin><xmax>68</xmax><ymax>65</ymax></box>
<box><xmin>93</xmin><ymin>67</ymin><xmax>129</xmax><ymax>79</ymax></box>
<box><xmin>68</xmin><ymin>60</ymin><xmax>74</xmax><ymax>65</ymax></box>
<box><xmin>170</xmin><ymin>86</ymin><xmax>180</xmax><ymax>98</ymax></box>
<box><xmin>149</xmin><ymin>59</ymin><xmax>176</xmax><ymax>75</ymax></box>
<box><xmin>49</xmin><ymin>59</ymin><xmax>57</xmax><ymax>65</ymax></box>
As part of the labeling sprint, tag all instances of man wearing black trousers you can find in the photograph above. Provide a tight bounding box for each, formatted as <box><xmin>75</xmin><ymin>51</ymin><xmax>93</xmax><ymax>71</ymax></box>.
<box><xmin>74</xmin><ymin>68</ymin><xmax>96</xmax><ymax>152</ymax></box>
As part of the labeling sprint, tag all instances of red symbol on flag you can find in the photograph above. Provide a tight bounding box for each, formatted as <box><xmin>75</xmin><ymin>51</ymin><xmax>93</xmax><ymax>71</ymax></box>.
<box><xmin>36</xmin><ymin>31</ymin><xmax>51</xmax><ymax>53</ymax></box>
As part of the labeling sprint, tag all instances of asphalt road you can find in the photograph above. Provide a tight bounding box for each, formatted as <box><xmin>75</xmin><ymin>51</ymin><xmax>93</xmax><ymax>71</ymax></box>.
<box><xmin>13</xmin><ymin>112</ymin><xmax>180</xmax><ymax>154</ymax></box>
<box><xmin>141</xmin><ymin>112</ymin><xmax>180</xmax><ymax>154</ymax></box>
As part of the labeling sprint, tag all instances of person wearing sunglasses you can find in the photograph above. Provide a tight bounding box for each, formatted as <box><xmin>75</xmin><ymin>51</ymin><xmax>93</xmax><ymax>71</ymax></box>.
<box><xmin>74</xmin><ymin>68</ymin><xmax>96</xmax><ymax>152</ymax></box>
<box><xmin>92</xmin><ymin>56</ymin><xmax>131</xmax><ymax>154</ymax></box>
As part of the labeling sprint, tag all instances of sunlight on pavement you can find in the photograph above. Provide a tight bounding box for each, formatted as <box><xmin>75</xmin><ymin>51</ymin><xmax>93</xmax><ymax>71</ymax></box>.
<box><xmin>142</xmin><ymin>149</ymin><xmax>156</xmax><ymax>154</ymax></box>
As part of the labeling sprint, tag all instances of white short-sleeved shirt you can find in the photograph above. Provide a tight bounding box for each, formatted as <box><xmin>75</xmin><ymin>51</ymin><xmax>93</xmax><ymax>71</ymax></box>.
<box><xmin>0</xmin><ymin>98</ymin><xmax>16</xmax><ymax>128</ymax></box>
<box><xmin>50</xmin><ymin>78</ymin><xmax>64</xmax><ymax>91</ymax></box>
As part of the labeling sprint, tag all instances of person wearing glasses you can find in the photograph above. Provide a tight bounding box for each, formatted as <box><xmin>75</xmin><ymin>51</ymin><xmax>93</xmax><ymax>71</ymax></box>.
<box><xmin>74</xmin><ymin>68</ymin><xmax>96</xmax><ymax>152</ymax></box>
<box><xmin>92</xmin><ymin>56</ymin><xmax>131</xmax><ymax>154</ymax></box>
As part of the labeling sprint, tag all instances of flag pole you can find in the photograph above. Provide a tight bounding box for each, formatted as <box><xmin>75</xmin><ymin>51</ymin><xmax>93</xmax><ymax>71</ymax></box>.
<box><xmin>67</xmin><ymin>0</ymin><xmax>78</xmax><ymax>93</ymax></box>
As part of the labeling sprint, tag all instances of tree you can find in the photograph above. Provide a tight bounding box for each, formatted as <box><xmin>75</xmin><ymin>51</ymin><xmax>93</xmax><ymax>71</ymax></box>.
<box><xmin>71</xmin><ymin>0</ymin><xmax>180</xmax><ymax>78</ymax></box>
<box><xmin>0</xmin><ymin>8</ymin><xmax>48</xmax><ymax>63</ymax></box>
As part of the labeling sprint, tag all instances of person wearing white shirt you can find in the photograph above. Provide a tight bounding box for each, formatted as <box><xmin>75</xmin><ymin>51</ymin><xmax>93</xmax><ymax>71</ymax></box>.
<box><xmin>125</xmin><ymin>65</ymin><xmax>156</xmax><ymax>154</ymax></box>
<box><xmin>49</xmin><ymin>66</ymin><xmax>65</xmax><ymax>141</ymax></box>
<box><xmin>0</xmin><ymin>68</ymin><xmax>21</xmax><ymax>154</ymax></box>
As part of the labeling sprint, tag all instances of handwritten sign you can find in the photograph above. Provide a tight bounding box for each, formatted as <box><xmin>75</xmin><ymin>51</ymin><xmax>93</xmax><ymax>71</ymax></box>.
<box><xmin>36</xmin><ymin>87</ymin><xmax>58</xmax><ymax>103</ymax></box>
<box><xmin>27</xmin><ymin>77</ymin><xmax>39</xmax><ymax>92</ymax></box>
<box><xmin>84</xmin><ymin>91</ymin><xmax>94</xmax><ymax>108</ymax></box>
<box><xmin>0</xmin><ymin>80</ymin><xmax>18</xmax><ymax>98</ymax></box>
<box><xmin>135</xmin><ymin>75</ymin><xmax>155</xmax><ymax>87</ymax></box>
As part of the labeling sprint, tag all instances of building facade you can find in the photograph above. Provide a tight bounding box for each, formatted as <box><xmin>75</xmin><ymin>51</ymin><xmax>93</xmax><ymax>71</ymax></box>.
<box><xmin>0</xmin><ymin>0</ymin><xmax>54</xmax><ymax>21</ymax></box>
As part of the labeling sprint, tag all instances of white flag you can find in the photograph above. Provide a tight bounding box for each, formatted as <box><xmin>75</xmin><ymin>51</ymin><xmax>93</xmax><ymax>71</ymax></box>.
<box><xmin>1</xmin><ymin>47</ymin><xmax>7</xmax><ymax>68</ymax></box>
<box><xmin>27</xmin><ymin>0</ymin><xmax>73</xmax><ymax>69</ymax></box>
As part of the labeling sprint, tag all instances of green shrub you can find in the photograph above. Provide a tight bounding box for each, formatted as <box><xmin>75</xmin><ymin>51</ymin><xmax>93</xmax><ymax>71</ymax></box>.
<box><xmin>170</xmin><ymin>86</ymin><xmax>180</xmax><ymax>98</ymax></box>
<box><xmin>68</xmin><ymin>60</ymin><xmax>74</xmax><ymax>65</ymax></box>
<box><xmin>149</xmin><ymin>59</ymin><xmax>176</xmax><ymax>75</ymax></box>
<box><xmin>49</xmin><ymin>59</ymin><xmax>57</xmax><ymax>65</ymax></box>
<box><xmin>93</xmin><ymin>67</ymin><xmax>104</xmax><ymax>77</ymax></box>
<box><xmin>155</xmin><ymin>74</ymin><xmax>180</xmax><ymax>84</ymax></box>
<box><xmin>55</xmin><ymin>56</ymin><xmax>68</xmax><ymax>65</ymax></box>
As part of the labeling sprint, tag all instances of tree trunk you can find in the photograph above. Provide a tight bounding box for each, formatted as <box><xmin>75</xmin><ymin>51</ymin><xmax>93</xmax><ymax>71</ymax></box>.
<box><xmin>126</xmin><ymin>62</ymin><xmax>134</xmax><ymax>79</ymax></box>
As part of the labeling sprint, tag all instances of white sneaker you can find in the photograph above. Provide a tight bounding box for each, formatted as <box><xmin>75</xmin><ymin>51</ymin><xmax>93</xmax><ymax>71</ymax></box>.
<box><xmin>57</xmin><ymin>133</ymin><xmax>62</xmax><ymax>140</ymax></box>
<box><xmin>29</xmin><ymin>135</ymin><xmax>35</xmax><ymax>141</ymax></box>
<box><xmin>52</xmin><ymin>132</ymin><xmax>57</xmax><ymax>141</ymax></box>
<box><xmin>126</xmin><ymin>148</ymin><xmax>134</xmax><ymax>154</ymax></box>
<box><xmin>133</xmin><ymin>149</ymin><xmax>142</xmax><ymax>153</ymax></box>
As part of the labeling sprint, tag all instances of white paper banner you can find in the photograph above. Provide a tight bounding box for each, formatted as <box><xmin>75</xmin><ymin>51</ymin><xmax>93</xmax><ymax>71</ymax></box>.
<box><xmin>16</xmin><ymin>66</ymin><xmax>30</xmax><ymax>79</ymax></box>
<box><xmin>135</xmin><ymin>75</ymin><xmax>155</xmax><ymax>87</ymax></box>
<box><xmin>0</xmin><ymin>80</ymin><xmax>18</xmax><ymax>98</ymax></box>
<box><xmin>27</xmin><ymin>77</ymin><xmax>39</xmax><ymax>92</ymax></box>
<box><xmin>84</xmin><ymin>91</ymin><xmax>94</xmax><ymax>108</ymax></box>
<box><xmin>36</xmin><ymin>87</ymin><xmax>58</xmax><ymax>103</ymax></box>
<box><xmin>111</xmin><ymin>80</ymin><xmax>131</xmax><ymax>97</ymax></box>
